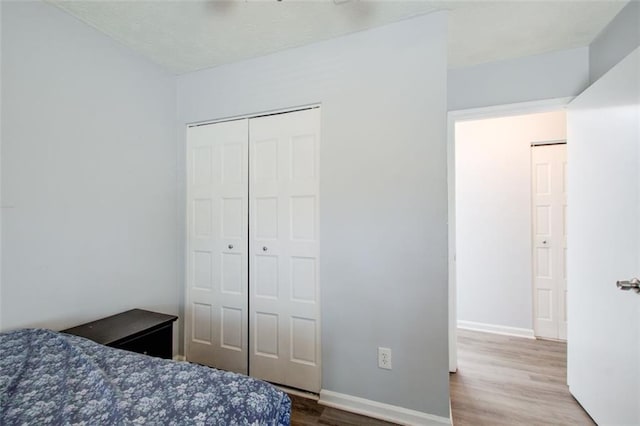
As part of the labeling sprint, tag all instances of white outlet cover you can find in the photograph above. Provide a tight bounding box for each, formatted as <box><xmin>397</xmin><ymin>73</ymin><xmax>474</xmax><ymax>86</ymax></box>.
<box><xmin>378</xmin><ymin>347</ymin><xmax>392</xmax><ymax>370</ymax></box>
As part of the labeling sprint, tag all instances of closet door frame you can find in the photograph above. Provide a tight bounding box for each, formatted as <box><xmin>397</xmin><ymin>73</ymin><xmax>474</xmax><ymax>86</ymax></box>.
<box><xmin>184</xmin><ymin>105</ymin><xmax>321</xmax><ymax>391</ymax></box>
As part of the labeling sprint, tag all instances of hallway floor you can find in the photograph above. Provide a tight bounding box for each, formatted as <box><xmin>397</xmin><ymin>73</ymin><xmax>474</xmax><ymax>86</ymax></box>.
<box><xmin>450</xmin><ymin>329</ymin><xmax>595</xmax><ymax>425</ymax></box>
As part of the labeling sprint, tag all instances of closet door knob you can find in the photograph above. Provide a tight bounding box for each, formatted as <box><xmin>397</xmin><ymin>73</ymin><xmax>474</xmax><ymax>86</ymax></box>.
<box><xmin>228</xmin><ymin>244</ymin><xmax>234</xmax><ymax>249</ymax></box>
<box><xmin>263</xmin><ymin>246</ymin><xmax>268</xmax><ymax>252</ymax></box>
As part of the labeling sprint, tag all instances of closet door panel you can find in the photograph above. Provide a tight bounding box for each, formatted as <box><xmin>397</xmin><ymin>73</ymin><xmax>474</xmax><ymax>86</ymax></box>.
<box><xmin>186</xmin><ymin>119</ymin><xmax>249</xmax><ymax>374</ymax></box>
<box><xmin>249</xmin><ymin>108</ymin><xmax>321</xmax><ymax>393</ymax></box>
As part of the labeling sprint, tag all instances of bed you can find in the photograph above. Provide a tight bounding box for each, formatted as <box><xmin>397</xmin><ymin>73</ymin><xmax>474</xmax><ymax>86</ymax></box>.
<box><xmin>0</xmin><ymin>328</ymin><xmax>291</xmax><ymax>425</ymax></box>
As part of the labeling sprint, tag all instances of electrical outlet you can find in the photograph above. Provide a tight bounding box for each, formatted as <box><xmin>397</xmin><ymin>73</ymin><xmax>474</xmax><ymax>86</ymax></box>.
<box><xmin>378</xmin><ymin>347</ymin><xmax>392</xmax><ymax>370</ymax></box>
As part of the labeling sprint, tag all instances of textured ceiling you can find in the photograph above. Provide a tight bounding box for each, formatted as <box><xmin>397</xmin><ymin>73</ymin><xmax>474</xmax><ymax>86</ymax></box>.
<box><xmin>47</xmin><ymin>0</ymin><xmax>628</xmax><ymax>74</ymax></box>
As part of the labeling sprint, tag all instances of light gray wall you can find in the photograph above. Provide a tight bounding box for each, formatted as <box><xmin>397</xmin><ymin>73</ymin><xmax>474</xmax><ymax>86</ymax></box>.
<box><xmin>0</xmin><ymin>0</ymin><xmax>3</xmax><ymax>330</ymax></box>
<box><xmin>177</xmin><ymin>13</ymin><xmax>449</xmax><ymax>417</ymax></box>
<box><xmin>448</xmin><ymin>47</ymin><xmax>590</xmax><ymax>111</ymax></box>
<box><xmin>1</xmin><ymin>2</ymin><xmax>179</xmax><ymax>338</ymax></box>
<box><xmin>589</xmin><ymin>1</ymin><xmax>640</xmax><ymax>83</ymax></box>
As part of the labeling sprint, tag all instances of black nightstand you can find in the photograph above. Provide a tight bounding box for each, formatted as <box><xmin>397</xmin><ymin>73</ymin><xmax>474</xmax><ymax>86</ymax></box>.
<box><xmin>62</xmin><ymin>309</ymin><xmax>178</xmax><ymax>359</ymax></box>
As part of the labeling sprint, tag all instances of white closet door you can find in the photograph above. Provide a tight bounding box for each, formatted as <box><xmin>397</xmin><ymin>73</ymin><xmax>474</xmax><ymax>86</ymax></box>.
<box><xmin>249</xmin><ymin>108</ymin><xmax>321</xmax><ymax>392</ymax></box>
<box><xmin>532</xmin><ymin>144</ymin><xmax>567</xmax><ymax>340</ymax></box>
<box><xmin>186</xmin><ymin>119</ymin><xmax>249</xmax><ymax>374</ymax></box>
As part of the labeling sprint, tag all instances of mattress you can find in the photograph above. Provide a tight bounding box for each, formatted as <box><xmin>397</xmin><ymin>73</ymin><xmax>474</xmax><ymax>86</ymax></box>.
<box><xmin>0</xmin><ymin>328</ymin><xmax>290</xmax><ymax>425</ymax></box>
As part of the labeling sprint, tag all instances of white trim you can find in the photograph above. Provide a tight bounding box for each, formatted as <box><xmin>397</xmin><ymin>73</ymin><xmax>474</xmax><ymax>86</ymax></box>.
<box><xmin>186</xmin><ymin>103</ymin><xmax>321</xmax><ymax>127</ymax></box>
<box><xmin>448</xmin><ymin>96</ymin><xmax>573</xmax><ymax>373</ymax></box>
<box><xmin>530</xmin><ymin>139</ymin><xmax>567</xmax><ymax>146</ymax></box>
<box><xmin>173</xmin><ymin>354</ymin><xmax>186</xmax><ymax>362</ymax></box>
<box><xmin>275</xmin><ymin>385</ymin><xmax>320</xmax><ymax>401</ymax></box>
<box><xmin>449</xmin><ymin>97</ymin><xmax>574</xmax><ymax>122</ymax></box>
<box><xmin>318</xmin><ymin>390</ymin><xmax>451</xmax><ymax>426</ymax></box>
<box><xmin>447</xmin><ymin>114</ymin><xmax>457</xmax><ymax>373</ymax></box>
<box><xmin>457</xmin><ymin>320</ymin><xmax>535</xmax><ymax>339</ymax></box>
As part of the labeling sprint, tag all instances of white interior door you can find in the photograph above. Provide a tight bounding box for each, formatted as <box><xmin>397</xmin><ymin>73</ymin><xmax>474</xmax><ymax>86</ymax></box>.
<box><xmin>532</xmin><ymin>144</ymin><xmax>567</xmax><ymax>340</ymax></box>
<box><xmin>567</xmin><ymin>47</ymin><xmax>639</xmax><ymax>424</ymax></box>
<box><xmin>249</xmin><ymin>108</ymin><xmax>321</xmax><ymax>392</ymax></box>
<box><xmin>186</xmin><ymin>119</ymin><xmax>249</xmax><ymax>374</ymax></box>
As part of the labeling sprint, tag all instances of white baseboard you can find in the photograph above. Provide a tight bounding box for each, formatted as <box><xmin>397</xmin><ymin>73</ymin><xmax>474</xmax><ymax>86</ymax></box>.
<box><xmin>276</xmin><ymin>385</ymin><xmax>319</xmax><ymax>401</ymax></box>
<box><xmin>457</xmin><ymin>320</ymin><xmax>535</xmax><ymax>339</ymax></box>
<box><xmin>318</xmin><ymin>390</ymin><xmax>451</xmax><ymax>426</ymax></box>
<box><xmin>173</xmin><ymin>354</ymin><xmax>186</xmax><ymax>361</ymax></box>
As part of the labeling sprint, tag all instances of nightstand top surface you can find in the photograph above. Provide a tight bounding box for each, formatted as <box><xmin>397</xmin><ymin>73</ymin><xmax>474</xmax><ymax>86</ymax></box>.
<box><xmin>61</xmin><ymin>308</ymin><xmax>178</xmax><ymax>346</ymax></box>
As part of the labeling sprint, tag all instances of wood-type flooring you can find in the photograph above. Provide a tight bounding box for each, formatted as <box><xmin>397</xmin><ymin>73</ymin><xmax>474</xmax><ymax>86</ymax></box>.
<box><xmin>290</xmin><ymin>329</ymin><xmax>594</xmax><ymax>425</ymax></box>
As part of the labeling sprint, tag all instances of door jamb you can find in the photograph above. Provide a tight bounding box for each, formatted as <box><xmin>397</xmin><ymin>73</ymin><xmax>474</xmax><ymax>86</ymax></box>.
<box><xmin>447</xmin><ymin>97</ymin><xmax>574</xmax><ymax>372</ymax></box>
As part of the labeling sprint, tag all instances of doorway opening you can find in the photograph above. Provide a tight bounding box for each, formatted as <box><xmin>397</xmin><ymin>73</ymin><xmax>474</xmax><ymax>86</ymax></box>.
<box><xmin>447</xmin><ymin>99</ymin><xmax>591</xmax><ymax>424</ymax></box>
<box><xmin>448</xmin><ymin>98</ymin><xmax>573</xmax><ymax>373</ymax></box>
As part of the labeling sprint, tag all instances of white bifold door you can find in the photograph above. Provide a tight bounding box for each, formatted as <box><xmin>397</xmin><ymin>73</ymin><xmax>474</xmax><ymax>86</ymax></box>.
<box><xmin>531</xmin><ymin>144</ymin><xmax>567</xmax><ymax>340</ymax></box>
<box><xmin>186</xmin><ymin>108</ymin><xmax>321</xmax><ymax>393</ymax></box>
<box><xmin>249</xmin><ymin>110</ymin><xmax>321</xmax><ymax>392</ymax></box>
<box><xmin>186</xmin><ymin>119</ymin><xmax>249</xmax><ymax>374</ymax></box>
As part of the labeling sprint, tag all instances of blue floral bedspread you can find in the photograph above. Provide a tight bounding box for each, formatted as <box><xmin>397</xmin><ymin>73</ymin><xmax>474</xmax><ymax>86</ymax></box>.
<box><xmin>0</xmin><ymin>328</ymin><xmax>290</xmax><ymax>425</ymax></box>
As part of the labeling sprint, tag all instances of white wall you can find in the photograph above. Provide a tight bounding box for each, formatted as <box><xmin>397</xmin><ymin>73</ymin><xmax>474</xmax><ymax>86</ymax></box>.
<box><xmin>1</xmin><ymin>2</ymin><xmax>179</xmax><ymax>336</ymax></box>
<box><xmin>455</xmin><ymin>111</ymin><xmax>566</xmax><ymax>331</ymax></box>
<box><xmin>448</xmin><ymin>47</ymin><xmax>589</xmax><ymax>111</ymax></box>
<box><xmin>589</xmin><ymin>1</ymin><xmax>640</xmax><ymax>83</ymax></box>
<box><xmin>177</xmin><ymin>13</ymin><xmax>450</xmax><ymax>419</ymax></box>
